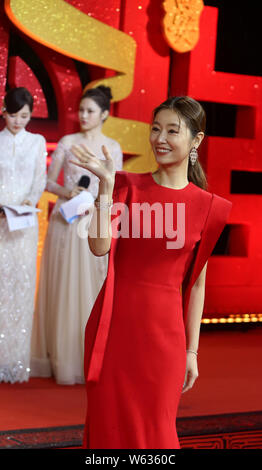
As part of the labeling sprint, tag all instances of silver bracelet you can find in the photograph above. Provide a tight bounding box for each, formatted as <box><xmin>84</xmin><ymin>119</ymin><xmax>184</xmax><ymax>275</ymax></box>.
<box><xmin>94</xmin><ymin>199</ymin><xmax>113</xmax><ymax>210</ymax></box>
<box><xmin>186</xmin><ymin>349</ymin><xmax>198</xmax><ymax>356</ymax></box>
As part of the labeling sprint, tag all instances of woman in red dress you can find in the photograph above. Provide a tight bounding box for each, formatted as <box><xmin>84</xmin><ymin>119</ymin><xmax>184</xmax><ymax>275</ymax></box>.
<box><xmin>70</xmin><ymin>96</ymin><xmax>232</xmax><ymax>449</ymax></box>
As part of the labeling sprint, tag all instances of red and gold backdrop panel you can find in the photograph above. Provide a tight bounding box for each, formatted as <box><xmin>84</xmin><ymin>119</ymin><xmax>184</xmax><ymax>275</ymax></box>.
<box><xmin>1</xmin><ymin>1</ymin><xmax>261</xmax><ymax>322</ymax></box>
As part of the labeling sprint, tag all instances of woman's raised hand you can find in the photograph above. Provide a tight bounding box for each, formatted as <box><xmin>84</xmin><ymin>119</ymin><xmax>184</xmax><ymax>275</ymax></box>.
<box><xmin>69</xmin><ymin>144</ymin><xmax>115</xmax><ymax>186</ymax></box>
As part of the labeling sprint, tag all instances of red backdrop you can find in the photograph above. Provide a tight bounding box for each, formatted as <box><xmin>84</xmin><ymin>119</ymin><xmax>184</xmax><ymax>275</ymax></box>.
<box><xmin>1</xmin><ymin>1</ymin><xmax>261</xmax><ymax>320</ymax></box>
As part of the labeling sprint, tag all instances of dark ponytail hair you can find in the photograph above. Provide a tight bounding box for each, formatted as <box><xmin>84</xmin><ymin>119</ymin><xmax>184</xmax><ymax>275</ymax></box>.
<box><xmin>81</xmin><ymin>86</ymin><xmax>112</xmax><ymax>117</ymax></box>
<box><xmin>4</xmin><ymin>87</ymin><xmax>34</xmax><ymax>114</ymax></box>
<box><xmin>152</xmin><ymin>96</ymin><xmax>207</xmax><ymax>190</ymax></box>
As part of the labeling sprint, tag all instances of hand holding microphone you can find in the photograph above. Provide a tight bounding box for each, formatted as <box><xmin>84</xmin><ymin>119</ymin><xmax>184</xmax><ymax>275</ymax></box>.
<box><xmin>60</xmin><ymin>175</ymin><xmax>94</xmax><ymax>223</ymax></box>
<box><xmin>69</xmin><ymin>175</ymin><xmax>90</xmax><ymax>199</ymax></box>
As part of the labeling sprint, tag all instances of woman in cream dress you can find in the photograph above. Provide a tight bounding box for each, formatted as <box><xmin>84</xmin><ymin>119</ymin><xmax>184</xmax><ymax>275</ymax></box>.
<box><xmin>0</xmin><ymin>87</ymin><xmax>46</xmax><ymax>383</ymax></box>
<box><xmin>30</xmin><ymin>86</ymin><xmax>123</xmax><ymax>385</ymax></box>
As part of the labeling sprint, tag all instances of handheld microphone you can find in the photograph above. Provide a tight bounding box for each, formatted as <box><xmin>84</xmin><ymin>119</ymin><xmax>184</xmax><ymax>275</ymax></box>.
<box><xmin>78</xmin><ymin>175</ymin><xmax>90</xmax><ymax>189</ymax></box>
<box><xmin>60</xmin><ymin>174</ymin><xmax>94</xmax><ymax>223</ymax></box>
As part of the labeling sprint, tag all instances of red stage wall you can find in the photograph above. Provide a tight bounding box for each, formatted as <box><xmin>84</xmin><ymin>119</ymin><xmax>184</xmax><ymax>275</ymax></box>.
<box><xmin>0</xmin><ymin>1</ymin><xmax>261</xmax><ymax>319</ymax></box>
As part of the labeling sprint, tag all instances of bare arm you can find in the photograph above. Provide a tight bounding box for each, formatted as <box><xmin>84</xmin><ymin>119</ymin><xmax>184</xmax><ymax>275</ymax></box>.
<box><xmin>46</xmin><ymin>140</ymin><xmax>71</xmax><ymax>199</ymax></box>
<box><xmin>182</xmin><ymin>261</ymin><xmax>208</xmax><ymax>393</ymax></box>
<box><xmin>70</xmin><ymin>143</ymin><xmax>115</xmax><ymax>256</ymax></box>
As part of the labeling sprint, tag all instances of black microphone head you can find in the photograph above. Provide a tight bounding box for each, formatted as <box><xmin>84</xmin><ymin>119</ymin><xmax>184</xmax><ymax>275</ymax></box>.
<box><xmin>78</xmin><ymin>175</ymin><xmax>90</xmax><ymax>188</ymax></box>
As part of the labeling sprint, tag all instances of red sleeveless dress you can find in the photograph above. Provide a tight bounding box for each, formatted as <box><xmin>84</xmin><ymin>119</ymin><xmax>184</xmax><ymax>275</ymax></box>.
<box><xmin>82</xmin><ymin>172</ymin><xmax>232</xmax><ymax>449</ymax></box>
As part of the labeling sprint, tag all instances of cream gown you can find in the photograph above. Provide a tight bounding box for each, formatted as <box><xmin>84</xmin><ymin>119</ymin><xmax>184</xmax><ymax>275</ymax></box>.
<box><xmin>30</xmin><ymin>135</ymin><xmax>123</xmax><ymax>384</ymax></box>
<box><xmin>0</xmin><ymin>127</ymin><xmax>47</xmax><ymax>383</ymax></box>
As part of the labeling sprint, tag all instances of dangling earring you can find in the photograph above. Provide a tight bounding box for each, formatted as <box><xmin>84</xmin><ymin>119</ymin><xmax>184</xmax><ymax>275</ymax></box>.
<box><xmin>189</xmin><ymin>147</ymin><xmax>198</xmax><ymax>166</ymax></box>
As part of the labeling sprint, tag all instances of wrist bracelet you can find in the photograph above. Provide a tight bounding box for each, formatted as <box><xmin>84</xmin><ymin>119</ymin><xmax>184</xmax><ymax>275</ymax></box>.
<box><xmin>186</xmin><ymin>349</ymin><xmax>198</xmax><ymax>356</ymax></box>
<box><xmin>94</xmin><ymin>199</ymin><xmax>113</xmax><ymax>210</ymax></box>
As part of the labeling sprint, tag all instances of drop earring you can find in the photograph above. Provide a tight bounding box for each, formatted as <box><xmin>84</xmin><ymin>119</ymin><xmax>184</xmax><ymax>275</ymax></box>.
<box><xmin>189</xmin><ymin>147</ymin><xmax>198</xmax><ymax>166</ymax></box>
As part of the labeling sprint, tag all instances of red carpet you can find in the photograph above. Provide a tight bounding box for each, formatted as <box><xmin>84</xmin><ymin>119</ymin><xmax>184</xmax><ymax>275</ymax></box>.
<box><xmin>0</xmin><ymin>328</ymin><xmax>261</xmax><ymax>448</ymax></box>
<box><xmin>0</xmin><ymin>379</ymin><xmax>86</xmax><ymax>431</ymax></box>
<box><xmin>178</xmin><ymin>327</ymin><xmax>262</xmax><ymax>417</ymax></box>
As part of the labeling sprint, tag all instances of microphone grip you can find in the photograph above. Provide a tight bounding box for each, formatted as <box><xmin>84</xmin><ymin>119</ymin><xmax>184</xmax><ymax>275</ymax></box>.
<box><xmin>78</xmin><ymin>175</ymin><xmax>90</xmax><ymax>189</ymax></box>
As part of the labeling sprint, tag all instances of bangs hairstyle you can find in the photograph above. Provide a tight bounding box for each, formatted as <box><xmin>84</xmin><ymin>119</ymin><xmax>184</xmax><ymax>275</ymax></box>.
<box><xmin>4</xmin><ymin>87</ymin><xmax>34</xmax><ymax>114</ymax></box>
<box><xmin>152</xmin><ymin>96</ymin><xmax>207</xmax><ymax>191</ymax></box>
<box><xmin>152</xmin><ymin>96</ymin><xmax>206</xmax><ymax>138</ymax></box>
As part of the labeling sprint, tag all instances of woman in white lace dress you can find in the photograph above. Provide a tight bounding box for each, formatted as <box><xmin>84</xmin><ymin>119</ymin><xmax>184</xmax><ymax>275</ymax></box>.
<box><xmin>30</xmin><ymin>86</ymin><xmax>123</xmax><ymax>385</ymax></box>
<box><xmin>0</xmin><ymin>87</ymin><xmax>47</xmax><ymax>383</ymax></box>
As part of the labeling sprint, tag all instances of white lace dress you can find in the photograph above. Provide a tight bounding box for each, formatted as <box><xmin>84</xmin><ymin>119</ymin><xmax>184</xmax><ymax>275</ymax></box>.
<box><xmin>0</xmin><ymin>127</ymin><xmax>47</xmax><ymax>383</ymax></box>
<box><xmin>30</xmin><ymin>135</ymin><xmax>123</xmax><ymax>384</ymax></box>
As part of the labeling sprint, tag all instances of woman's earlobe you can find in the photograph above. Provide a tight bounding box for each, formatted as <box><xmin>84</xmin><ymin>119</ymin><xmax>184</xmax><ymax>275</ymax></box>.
<box><xmin>102</xmin><ymin>110</ymin><xmax>109</xmax><ymax>121</ymax></box>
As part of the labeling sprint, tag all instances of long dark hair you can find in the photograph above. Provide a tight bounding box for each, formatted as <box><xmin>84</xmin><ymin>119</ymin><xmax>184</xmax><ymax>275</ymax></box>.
<box><xmin>152</xmin><ymin>96</ymin><xmax>207</xmax><ymax>190</ymax></box>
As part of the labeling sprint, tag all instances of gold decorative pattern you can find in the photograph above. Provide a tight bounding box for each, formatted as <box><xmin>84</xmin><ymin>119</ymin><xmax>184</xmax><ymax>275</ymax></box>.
<box><xmin>5</xmin><ymin>0</ymin><xmax>136</xmax><ymax>102</ymax></box>
<box><xmin>4</xmin><ymin>0</ymin><xmax>155</xmax><ymax>173</ymax></box>
<box><xmin>162</xmin><ymin>0</ymin><xmax>204</xmax><ymax>53</ymax></box>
